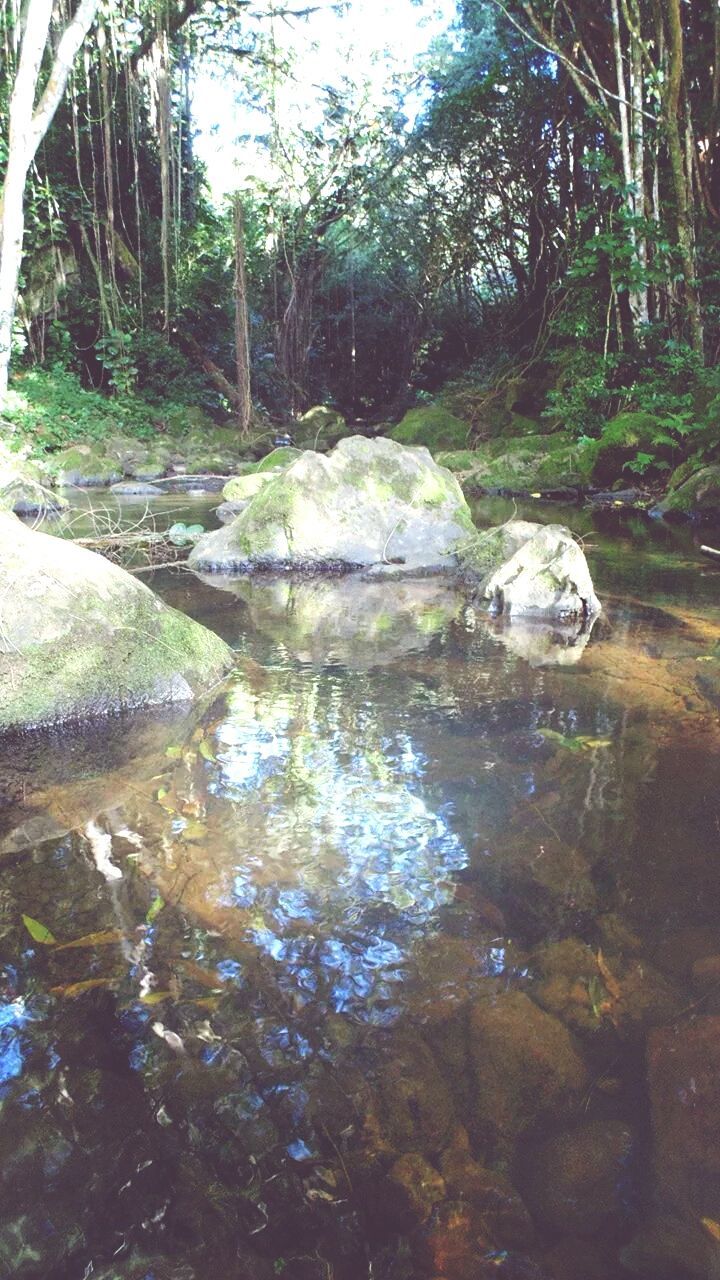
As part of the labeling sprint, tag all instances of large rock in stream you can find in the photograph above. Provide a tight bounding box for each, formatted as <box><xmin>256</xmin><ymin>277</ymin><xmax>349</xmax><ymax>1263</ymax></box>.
<box><xmin>0</xmin><ymin>513</ymin><xmax>233</xmax><ymax>731</ymax></box>
<box><xmin>190</xmin><ymin>436</ymin><xmax>477</xmax><ymax>575</ymax></box>
<box><xmin>190</xmin><ymin>437</ymin><xmax>600</xmax><ymax>620</ymax></box>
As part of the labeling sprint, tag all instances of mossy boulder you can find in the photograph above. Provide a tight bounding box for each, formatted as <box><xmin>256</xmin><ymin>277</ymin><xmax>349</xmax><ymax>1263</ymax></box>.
<box><xmin>390</xmin><ymin>404</ymin><xmax>469</xmax><ymax>452</ymax></box>
<box><xmin>294</xmin><ymin>405</ymin><xmax>347</xmax><ymax>450</ymax></box>
<box><xmin>50</xmin><ymin>444</ymin><xmax>122</xmax><ymax>488</ymax></box>
<box><xmin>253</xmin><ymin>446</ymin><xmax>302</xmax><ymax>472</ymax></box>
<box><xmin>0</xmin><ymin>513</ymin><xmax>233</xmax><ymax>732</ymax></box>
<box><xmin>455</xmin><ymin>433</ymin><xmax>589</xmax><ymax>495</ymax></box>
<box><xmin>189</xmin><ymin>436</ymin><xmax>476</xmax><ymax>575</ymax></box>
<box><xmin>221</xmin><ymin>472</ymin><xmax>279</xmax><ymax>504</ymax></box>
<box><xmin>585</xmin><ymin>412</ymin><xmax>669</xmax><ymax>486</ymax></box>
<box><xmin>651</xmin><ymin>463</ymin><xmax>720</xmax><ymax>521</ymax></box>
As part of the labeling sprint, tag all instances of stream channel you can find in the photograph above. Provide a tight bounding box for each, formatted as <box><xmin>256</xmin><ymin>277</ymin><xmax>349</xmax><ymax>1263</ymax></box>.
<box><xmin>1</xmin><ymin>490</ymin><xmax>720</xmax><ymax>1280</ymax></box>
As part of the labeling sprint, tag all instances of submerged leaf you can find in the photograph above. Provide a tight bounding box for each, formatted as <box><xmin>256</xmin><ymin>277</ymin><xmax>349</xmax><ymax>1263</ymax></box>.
<box><xmin>54</xmin><ymin>928</ymin><xmax>125</xmax><ymax>951</ymax></box>
<box><xmin>146</xmin><ymin>895</ymin><xmax>165</xmax><ymax>925</ymax></box>
<box><xmin>199</xmin><ymin>739</ymin><xmax>216</xmax><ymax>762</ymax></box>
<box><xmin>51</xmin><ymin>978</ymin><xmax>116</xmax><ymax>999</ymax></box>
<box><xmin>22</xmin><ymin>914</ymin><xmax>57</xmax><ymax>945</ymax></box>
<box><xmin>140</xmin><ymin>990</ymin><xmax>173</xmax><ymax>1005</ymax></box>
<box><xmin>701</xmin><ymin>1218</ymin><xmax>720</xmax><ymax>1243</ymax></box>
<box><xmin>165</xmin><ymin>745</ymin><xmax>183</xmax><ymax>758</ymax></box>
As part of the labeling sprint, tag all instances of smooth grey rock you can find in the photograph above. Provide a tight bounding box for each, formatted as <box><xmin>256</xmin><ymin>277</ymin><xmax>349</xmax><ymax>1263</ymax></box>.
<box><xmin>110</xmin><ymin>481</ymin><xmax>163</xmax><ymax>496</ymax></box>
<box><xmin>464</xmin><ymin>521</ymin><xmax>600</xmax><ymax>620</ymax></box>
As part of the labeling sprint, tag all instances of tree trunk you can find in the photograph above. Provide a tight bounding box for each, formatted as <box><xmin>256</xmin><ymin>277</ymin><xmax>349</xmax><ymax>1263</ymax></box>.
<box><xmin>233</xmin><ymin>195</ymin><xmax>252</xmax><ymax>436</ymax></box>
<box><xmin>0</xmin><ymin>0</ymin><xmax>99</xmax><ymax>399</ymax></box>
<box><xmin>664</xmin><ymin>0</ymin><xmax>704</xmax><ymax>357</ymax></box>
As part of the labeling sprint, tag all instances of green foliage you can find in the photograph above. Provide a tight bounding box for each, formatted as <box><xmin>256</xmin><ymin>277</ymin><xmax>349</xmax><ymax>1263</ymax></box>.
<box><xmin>2</xmin><ymin>367</ymin><xmax>182</xmax><ymax>454</ymax></box>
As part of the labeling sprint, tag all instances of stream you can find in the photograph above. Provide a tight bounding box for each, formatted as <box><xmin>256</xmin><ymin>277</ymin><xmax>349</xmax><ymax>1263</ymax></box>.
<box><xmin>1</xmin><ymin>492</ymin><xmax>720</xmax><ymax>1279</ymax></box>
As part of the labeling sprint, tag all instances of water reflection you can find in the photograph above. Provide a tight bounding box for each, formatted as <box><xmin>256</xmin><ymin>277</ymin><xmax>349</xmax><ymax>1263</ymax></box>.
<box><xmin>1</xmin><ymin>540</ymin><xmax>720</xmax><ymax>1276</ymax></box>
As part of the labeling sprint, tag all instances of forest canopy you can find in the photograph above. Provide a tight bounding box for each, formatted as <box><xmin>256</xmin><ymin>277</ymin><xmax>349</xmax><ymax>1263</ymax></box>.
<box><xmin>2</xmin><ymin>0</ymin><xmax>720</xmax><ymax>451</ymax></box>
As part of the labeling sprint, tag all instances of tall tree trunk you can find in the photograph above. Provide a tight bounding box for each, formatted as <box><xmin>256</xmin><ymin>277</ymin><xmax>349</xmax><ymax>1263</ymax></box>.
<box><xmin>0</xmin><ymin>0</ymin><xmax>99</xmax><ymax>399</ymax></box>
<box><xmin>664</xmin><ymin>0</ymin><xmax>704</xmax><ymax>356</ymax></box>
<box><xmin>233</xmin><ymin>195</ymin><xmax>252</xmax><ymax>436</ymax></box>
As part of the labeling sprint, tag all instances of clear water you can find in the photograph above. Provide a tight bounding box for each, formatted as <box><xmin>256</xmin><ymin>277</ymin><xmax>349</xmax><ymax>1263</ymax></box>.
<box><xmin>2</xmin><ymin>495</ymin><xmax>720</xmax><ymax>1279</ymax></box>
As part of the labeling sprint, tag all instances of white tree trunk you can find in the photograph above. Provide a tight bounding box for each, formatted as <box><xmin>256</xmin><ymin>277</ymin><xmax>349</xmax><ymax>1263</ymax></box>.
<box><xmin>0</xmin><ymin>0</ymin><xmax>99</xmax><ymax>400</ymax></box>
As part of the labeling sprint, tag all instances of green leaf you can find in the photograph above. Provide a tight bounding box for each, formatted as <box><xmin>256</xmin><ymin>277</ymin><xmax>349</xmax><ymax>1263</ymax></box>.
<box><xmin>198</xmin><ymin>739</ymin><xmax>216</xmax><ymax>762</ymax></box>
<box><xmin>146</xmin><ymin>895</ymin><xmax>165</xmax><ymax>925</ymax></box>
<box><xmin>165</xmin><ymin>745</ymin><xmax>183</xmax><ymax>759</ymax></box>
<box><xmin>22</xmin><ymin>914</ymin><xmax>57</xmax><ymax>945</ymax></box>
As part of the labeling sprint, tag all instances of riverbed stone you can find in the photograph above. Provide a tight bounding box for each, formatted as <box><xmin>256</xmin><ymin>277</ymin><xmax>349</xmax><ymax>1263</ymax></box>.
<box><xmin>522</xmin><ymin>1120</ymin><xmax>635</xmax><ymax>1237</ymax></box>
<box><xmin>110</xmin><ymin>481</ymin><xmax>164</xmax><ymax>496</ymax></box>
<box><xmin>468</xmin><ymin>992</ymin><xmax>589</xmax><ymax>1161</ymax></box>
<box><xmin>0</xmin><ymin>512</ymin><xmax>233</xmax><ymax>731</ymax></box>
<box><xmin>189</xmin><ymin>436</ymin><xmax>477</xmax><ymax>574</ymax></box>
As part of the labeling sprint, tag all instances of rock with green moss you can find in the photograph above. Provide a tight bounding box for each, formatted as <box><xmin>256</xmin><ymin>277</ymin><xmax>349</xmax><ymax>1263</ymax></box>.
<box><xmin>451</xmin><ymin>433</ymin><xmax>589</xmax><ymax>495</ymax></box>
<box><xmin>221</xmin><ymin>471</ymin><xmax>280</xmax><ymax>504</ymax></box>
<box><xmin>390</xmin><ymin>404</ymin><xmax>469</xmax><ymax>452</ymax></box>
<box><xmin>189</xmin><ymin>436</ymin><xmax>477</xmax><ymax>574</ymax></box>
<box><xmin>459</xmin><ymin>520</ymin><xmax>600</xmax><ymax>620</ymax></box>
<box><xmin>50</xmin><ymin>444</ymin><xmax>122</xmax><ymax>488</ymax></box>
<box><xmin>0</xmin><ymin>513</ymin><xmax>233</xmax><ymax>732</ymax></box>
<box><xmin>294</xmin><ymin>405</ymin><xmax>347</xmax><ymax>450</ymax></box>
<box><xmin>651</xmin><ymin>463</ymin><xmax>720</xmax><ymax>521</ymax></box>
<box><xmin>253</xmin><ymin>446</ymin><xmax>302</xmax><ymax>472</ymax></box>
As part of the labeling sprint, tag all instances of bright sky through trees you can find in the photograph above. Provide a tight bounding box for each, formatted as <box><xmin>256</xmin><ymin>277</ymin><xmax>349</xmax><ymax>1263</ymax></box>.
<box><xmin>192</xmin><ymin>0</ymin><xmax>457</xmax><ymax>198</ymax></box>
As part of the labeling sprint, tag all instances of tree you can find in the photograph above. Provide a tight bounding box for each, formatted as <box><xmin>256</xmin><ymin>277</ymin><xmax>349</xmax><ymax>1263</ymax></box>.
<box><xmin>0</xmin><ymin>0</ymin><xmax>99</xmax><ymax>399</ymax></box>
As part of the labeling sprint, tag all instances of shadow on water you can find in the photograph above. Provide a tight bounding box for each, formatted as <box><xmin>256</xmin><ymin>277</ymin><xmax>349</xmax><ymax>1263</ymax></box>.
<box><xmin>3</xmin><ymin>494</ymin><xmax>720</xmax><ymax>1278</ymax></box>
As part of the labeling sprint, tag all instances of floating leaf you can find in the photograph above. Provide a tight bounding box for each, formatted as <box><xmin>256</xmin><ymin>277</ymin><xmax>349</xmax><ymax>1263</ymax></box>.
<box><xmin>146</xmin><ymin>895</ymin><xmax>165</xmax><ymax>925</ymax></box>
<box><xmin>22</xmin><ymin>914</ymin><xmax>57</xmax><ymax>944</ymax></box>
<box><xmin>54</xmin><ymin>928</ymin><xmax>125</xmax><ymax>951</ymax></box>
<box><xmin>199</xmin><ymin>739</ymin><xmax>216</xmax><ymax>762</ymax></box>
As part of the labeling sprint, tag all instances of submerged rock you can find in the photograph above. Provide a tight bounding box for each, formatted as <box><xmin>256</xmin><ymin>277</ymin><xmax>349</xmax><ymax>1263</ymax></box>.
<box><xmin>468</xmin><ymin>991</ymin><xmax>589</xmax><ymax>1161</ymax></box>
<box><xmin>190</xmin><ymin>436</ymin><xmax>476</xmax><ymax>575</ymax></box>
<box><xmin>647</xmin><ymin>1017</ymin><xmax>720</xmax><ymax>1219</ymax></box>
<box><xmin>0</xmin><ymin>513</ymin><xmax>233</xmax><ymax>731</ymax></box>
<box><xmin>522</xmin><ymin>1120</ymin><xmax>636</xmax><ymax>1237</ymax></box>
<box><xmin>110</xmin><ymin>480</ymin><xmax>163</xmax><ymax>496</ymax></box>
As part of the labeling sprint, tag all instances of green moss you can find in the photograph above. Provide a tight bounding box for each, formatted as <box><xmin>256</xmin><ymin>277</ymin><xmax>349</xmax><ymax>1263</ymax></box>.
<box><xmin>435</xmin><ymin>450</ymin><xmax>480</xmax><ymax>472</ymax></box>
<box><xmin>252</xmin><ymin>447</ymin><xmax>302</xmax><ymax>472</ymax></box>
<box><xmin>390</xmin><ymin>404</ymin><xmax>469</xmax><ymax>452</ymax></box>
<box><xmin>222</xmin><ymin>472</ymin><xmax>277</xmax><ymax>502</ymax></box>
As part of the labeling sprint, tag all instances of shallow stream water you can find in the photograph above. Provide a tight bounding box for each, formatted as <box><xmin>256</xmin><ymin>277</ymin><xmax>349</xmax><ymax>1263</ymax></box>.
<box><xmin>2</xmin><ymin>494</ymin><xmax>720</xmax><ymax>1279</ymax></box>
